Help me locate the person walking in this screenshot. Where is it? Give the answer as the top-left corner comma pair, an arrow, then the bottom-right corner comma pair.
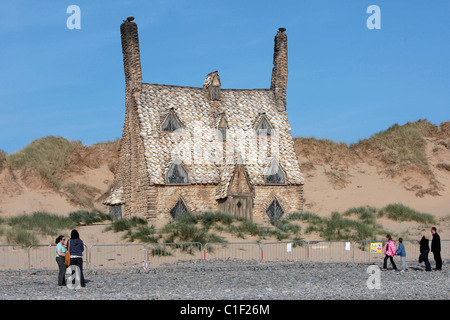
396,238 -> 407,272
431,227 -> 442,270
55,235 -> 67,286
68,229 -> 86,287
382,234 -> 398,271
419,229 -> 431,272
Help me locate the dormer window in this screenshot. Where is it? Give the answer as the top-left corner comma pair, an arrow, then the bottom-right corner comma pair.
217,114 -> 227,142
203,71 -> 221,101
211,86 -> 220,100
255,115 -> 273,136
167,162 -> 188,184
161,109 -> 182,132
264,158 -> 286,184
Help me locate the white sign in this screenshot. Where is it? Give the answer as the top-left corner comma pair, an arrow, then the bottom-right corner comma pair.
345,242 -> 351,251
287,243 -> 292,253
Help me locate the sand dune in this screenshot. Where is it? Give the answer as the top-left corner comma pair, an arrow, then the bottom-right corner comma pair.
0,121 -> 449,243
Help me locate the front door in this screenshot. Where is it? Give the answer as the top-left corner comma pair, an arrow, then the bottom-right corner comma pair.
219,163 -> 254,220
230,195 -> 253,220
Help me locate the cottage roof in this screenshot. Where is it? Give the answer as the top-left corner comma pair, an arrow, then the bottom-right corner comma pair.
133,80 -> 304,191
102,186 -> 124,205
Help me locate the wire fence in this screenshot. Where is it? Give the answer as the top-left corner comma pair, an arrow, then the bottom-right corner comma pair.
0,240 -> 448,271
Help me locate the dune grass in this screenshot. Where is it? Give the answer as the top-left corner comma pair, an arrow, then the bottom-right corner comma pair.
0,149 -> 7,171
286,210 -> 386,241
104,203 -> 438,245
0,210 -> 111,245
7,211 -> 77,236
107,211 -> 298,245
6,227 -> 39,247
285,203 -> 436,241
377,203 -> 436,224
104,216 -> 147,233
6,136 -> 80,189
69,210 -> 111,225
356,120 -> 436,175
1,204 -> 437,246
343,206 -> 378,225
160,212 -> 229,245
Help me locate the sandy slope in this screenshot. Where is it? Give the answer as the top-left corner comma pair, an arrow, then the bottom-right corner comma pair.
301,162 -> 450,217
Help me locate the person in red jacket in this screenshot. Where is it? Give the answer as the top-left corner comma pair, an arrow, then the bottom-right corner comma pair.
382,234 -> 398,271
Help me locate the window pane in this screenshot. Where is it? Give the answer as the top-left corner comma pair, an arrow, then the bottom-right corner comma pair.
162,112 -> 182,132
265,169 -> 285,184
257,118 -> 271,136
170,199 -> 188,219
211,86 -> 220,100
167,164 -> 188,184
218,127 -> 226,141
266,199 -> 284,220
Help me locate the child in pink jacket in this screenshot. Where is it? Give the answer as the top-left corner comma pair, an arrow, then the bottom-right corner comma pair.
382,234 -> 398,271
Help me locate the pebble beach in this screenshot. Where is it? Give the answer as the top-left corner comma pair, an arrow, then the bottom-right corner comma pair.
1,262 -> 448,300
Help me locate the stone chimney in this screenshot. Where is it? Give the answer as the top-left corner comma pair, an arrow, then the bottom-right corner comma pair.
120,17 -> 142,91
270,28 -> 288,112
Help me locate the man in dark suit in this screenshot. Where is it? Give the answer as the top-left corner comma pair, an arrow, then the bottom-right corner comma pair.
431,227 -> 442,270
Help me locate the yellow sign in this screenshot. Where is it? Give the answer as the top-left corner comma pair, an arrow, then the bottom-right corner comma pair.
370,242 -> 383,253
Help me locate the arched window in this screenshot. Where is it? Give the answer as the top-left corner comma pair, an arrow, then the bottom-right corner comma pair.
161,110 -> 182,132
266,198 -> 284,220
167,163 -> 188,184
170,198 -> 189,219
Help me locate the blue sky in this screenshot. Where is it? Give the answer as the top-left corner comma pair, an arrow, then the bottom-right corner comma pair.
0,0 -> 449,154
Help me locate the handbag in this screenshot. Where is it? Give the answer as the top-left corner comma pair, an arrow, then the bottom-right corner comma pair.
65,239 -> 71,266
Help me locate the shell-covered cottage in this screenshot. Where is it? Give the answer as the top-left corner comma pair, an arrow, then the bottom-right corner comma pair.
104,18 -> 304,221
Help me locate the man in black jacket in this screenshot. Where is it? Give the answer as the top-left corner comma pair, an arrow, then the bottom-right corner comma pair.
431,227 -> 442,270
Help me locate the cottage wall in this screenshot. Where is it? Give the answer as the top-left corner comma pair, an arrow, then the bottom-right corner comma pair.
253,185 -> 304,220
153,184 -> 303,221
156,185 -> 219,217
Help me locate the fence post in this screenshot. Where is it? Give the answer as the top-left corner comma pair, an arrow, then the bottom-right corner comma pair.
352,242 -> 354,264
306,242 -> 309,261
27,246 -> 31,270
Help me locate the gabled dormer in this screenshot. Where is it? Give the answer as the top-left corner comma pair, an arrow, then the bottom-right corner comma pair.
254,113 -> 274,136
263,158 -> 286,184
217,113 -> 228,141
166,161 -> 189,184
203,71 -> 221,101
161,108 -> 183,132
